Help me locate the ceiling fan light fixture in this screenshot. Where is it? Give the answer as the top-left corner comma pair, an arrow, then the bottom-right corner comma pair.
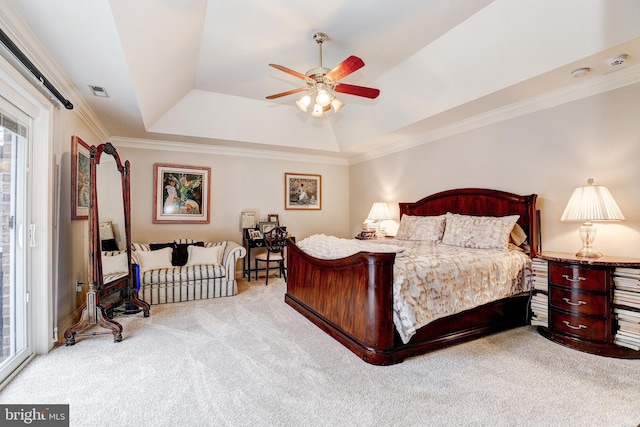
311,103 -> 325,117
331,97 -> 344,112
315,88 -> 331,107
296,94 -> 311,112
266,31 -> 380,118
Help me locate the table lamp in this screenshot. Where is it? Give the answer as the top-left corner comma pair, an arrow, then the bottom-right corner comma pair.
560,178 -> 625,258
367,202 -> 392,239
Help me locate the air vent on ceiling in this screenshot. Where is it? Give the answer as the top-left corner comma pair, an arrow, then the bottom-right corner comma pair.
89,85 -> 109,97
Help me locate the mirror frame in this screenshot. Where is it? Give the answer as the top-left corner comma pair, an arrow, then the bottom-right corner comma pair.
64,142 -> 149,345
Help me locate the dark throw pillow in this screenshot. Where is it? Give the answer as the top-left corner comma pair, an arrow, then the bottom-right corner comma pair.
173,242 -> 205,266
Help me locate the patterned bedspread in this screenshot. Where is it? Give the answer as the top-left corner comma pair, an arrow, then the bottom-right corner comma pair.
297,235 -> 533,344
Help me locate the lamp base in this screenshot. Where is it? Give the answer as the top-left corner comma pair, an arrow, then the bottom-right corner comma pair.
576,222 -> 602,258
575,248 -> 603,259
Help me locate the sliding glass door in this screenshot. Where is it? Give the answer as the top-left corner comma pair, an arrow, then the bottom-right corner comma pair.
0,97 -> 31,384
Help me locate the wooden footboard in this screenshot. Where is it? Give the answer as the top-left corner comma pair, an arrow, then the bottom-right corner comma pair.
285,239 -> 530,365
285,239 -> 398,364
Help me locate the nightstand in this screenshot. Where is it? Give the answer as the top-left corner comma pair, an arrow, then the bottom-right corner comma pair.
537,251 -> 640,358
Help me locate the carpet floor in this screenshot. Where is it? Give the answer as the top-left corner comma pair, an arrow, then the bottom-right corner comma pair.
1,278 -> 639,426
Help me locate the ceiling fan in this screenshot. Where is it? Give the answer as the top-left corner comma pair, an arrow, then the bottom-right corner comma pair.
266,32 -> 380,117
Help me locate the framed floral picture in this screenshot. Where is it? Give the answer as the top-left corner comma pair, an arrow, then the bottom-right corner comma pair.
285,173 -> 321,210
71,135 -> 90,220
153,163 -> 211,224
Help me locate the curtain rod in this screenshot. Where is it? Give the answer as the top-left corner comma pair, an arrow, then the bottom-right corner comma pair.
0,28 -> 73,110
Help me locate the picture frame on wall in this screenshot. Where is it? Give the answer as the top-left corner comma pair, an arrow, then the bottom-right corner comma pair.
153,163 -> 211,224
285,173 -> 321,210
71,135 -> 90,220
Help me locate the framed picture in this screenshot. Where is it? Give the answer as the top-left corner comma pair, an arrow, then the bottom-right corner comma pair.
259,221 -> 278,235
356,230 -> 377,240
248,229 -> 262,240
153,163 -> 211,224
268,214 -> 279,225
71,135 -> 90,220
241,211 -> 256,229
285,173 -> 321,210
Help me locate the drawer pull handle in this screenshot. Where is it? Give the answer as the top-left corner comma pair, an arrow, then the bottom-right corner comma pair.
562,274 -> 586,283
562,298 -> 586,307
563,321 -> 587,330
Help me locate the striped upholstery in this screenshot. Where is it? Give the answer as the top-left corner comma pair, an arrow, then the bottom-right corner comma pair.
133,240 -> 246,304
102,250 -> 128,284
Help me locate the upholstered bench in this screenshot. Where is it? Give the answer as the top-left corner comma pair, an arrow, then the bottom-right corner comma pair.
132,239 -> 246,304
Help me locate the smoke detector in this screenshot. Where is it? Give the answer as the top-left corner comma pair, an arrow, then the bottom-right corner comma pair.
606,54 -> 628,68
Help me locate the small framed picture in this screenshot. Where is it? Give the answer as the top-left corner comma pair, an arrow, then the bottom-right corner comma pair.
268,214 -> 279,225
249,229 -> 262,240
241,211 -> 256,229
71,135 -> 90,220
356,230 -> 377,240
259,221 -> 278,235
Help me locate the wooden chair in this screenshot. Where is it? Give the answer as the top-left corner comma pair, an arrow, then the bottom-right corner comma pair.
254,227 -> 288,285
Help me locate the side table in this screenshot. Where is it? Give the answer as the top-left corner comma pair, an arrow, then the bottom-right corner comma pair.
536,251 -> 640,358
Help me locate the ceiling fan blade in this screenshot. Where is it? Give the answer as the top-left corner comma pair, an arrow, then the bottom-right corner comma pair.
265,87 -> 308,100
268,64 -> 314,84
325,56 -> 365,82
334,83 -> 380,99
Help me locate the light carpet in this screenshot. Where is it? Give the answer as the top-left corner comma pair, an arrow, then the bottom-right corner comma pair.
1,278 -> 639,427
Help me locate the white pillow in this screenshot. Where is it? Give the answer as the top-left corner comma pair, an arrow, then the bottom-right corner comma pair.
395,214 -> 446,241
102,251 -> 129,275
137,247 -> 174,272
442,213 -> 520,250
186,245 -> 224,267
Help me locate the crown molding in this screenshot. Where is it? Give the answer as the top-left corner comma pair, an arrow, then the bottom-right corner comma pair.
110,136 -> 349,166
348,63 -> 640,165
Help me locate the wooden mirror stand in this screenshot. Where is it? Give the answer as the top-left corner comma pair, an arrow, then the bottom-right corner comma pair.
64,142 -> 149,345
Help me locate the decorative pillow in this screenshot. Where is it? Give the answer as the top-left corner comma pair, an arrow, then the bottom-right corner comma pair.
442,213 -> 520,250
395,214 -> 446,241
132,242 -> 151,252
173,242 -> 205,266
185,245 -> 224,267
149,242 -> 173,250
102,251 -> 129,276
510,223 -> 528,247
137,247 -> 173,272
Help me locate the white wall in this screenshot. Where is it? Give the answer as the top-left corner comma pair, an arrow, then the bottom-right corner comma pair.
116,145 -> 351,245
349,82 -> 640,258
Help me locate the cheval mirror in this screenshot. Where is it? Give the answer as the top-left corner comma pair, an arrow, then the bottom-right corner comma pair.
65,142 -> 149,345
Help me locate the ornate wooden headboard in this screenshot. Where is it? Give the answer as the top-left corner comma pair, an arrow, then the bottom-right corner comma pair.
399,188 -> 539,258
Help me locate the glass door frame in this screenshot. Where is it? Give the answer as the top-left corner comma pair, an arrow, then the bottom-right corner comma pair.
0,52 -> 55,386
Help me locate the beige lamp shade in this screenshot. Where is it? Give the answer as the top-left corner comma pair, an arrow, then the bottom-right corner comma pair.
560,179 -> 624,258
367,202 -> 392,221
560,179 -> 625,222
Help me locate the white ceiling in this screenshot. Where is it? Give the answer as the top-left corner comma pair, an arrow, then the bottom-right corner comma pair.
6,0 -> 640,160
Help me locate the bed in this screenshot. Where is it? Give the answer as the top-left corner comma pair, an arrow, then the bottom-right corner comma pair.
284,188 -> 540,365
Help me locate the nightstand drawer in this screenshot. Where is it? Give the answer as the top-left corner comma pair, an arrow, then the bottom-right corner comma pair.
549,263 -> 607,292
550,287 -> 607,316
549,309 -> 607,341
